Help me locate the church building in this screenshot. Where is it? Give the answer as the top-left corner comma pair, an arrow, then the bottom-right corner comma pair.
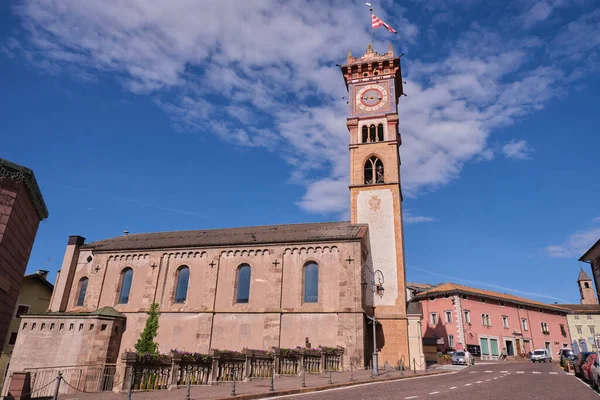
4,45 -> 421,382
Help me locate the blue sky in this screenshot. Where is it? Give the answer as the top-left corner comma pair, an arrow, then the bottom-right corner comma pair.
1,0 -> 599,304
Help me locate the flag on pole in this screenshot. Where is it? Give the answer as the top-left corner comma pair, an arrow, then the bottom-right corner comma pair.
371,14 -> 397,34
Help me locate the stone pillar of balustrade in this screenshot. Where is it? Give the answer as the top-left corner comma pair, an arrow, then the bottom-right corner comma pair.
169,351 -> 182,389
117,352 -> 138,393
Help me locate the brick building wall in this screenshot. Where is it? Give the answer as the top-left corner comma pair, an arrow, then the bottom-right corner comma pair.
0,159 -> 48,355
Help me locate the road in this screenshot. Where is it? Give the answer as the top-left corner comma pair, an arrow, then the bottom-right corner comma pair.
266,361 -> 600,400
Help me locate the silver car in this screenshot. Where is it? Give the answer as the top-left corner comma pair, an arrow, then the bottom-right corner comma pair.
451,351 -> 475,365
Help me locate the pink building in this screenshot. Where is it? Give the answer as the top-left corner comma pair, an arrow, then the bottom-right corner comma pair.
411,283 -> 571,361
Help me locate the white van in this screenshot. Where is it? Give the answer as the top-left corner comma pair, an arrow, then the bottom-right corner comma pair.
531,348 -> 552,363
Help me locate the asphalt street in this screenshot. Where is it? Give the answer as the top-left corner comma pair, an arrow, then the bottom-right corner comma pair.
265,361 -> 600,400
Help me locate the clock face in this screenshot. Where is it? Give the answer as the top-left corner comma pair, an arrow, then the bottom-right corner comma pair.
355,84 -> 388,112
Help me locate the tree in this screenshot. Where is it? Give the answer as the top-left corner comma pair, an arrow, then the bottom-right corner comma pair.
135,302 -> 161,354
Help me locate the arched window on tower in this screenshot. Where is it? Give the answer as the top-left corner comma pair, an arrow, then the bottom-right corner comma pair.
362,126 -> 368,143
377,124 -> 384,141
585,282 -> 590,289
364,156 -> 384,184
236,264 -> 251,303
175,266 -> 190,303
369,125 -> 376,142
304,262 -> 319,303
76,277 -> 88,307
118,268 -> 133,304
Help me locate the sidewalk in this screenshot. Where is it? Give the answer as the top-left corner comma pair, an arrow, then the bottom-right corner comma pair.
60,367 -> 451,400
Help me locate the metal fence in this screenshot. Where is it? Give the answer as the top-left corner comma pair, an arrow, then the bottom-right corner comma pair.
24,364 -> 117,397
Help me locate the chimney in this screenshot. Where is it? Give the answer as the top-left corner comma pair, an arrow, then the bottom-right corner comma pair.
36,270 -> 49,280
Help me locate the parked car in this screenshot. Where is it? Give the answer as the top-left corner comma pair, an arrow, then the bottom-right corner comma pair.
583,353 -> 597,382
451,351 -> 475,366
531,348 -> 552,363
558,348 -> 574,365
574,352 -> 594,378
590,352 -> 600,390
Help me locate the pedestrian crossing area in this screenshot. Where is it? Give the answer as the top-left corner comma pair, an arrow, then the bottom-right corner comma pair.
467,370 -> 563,375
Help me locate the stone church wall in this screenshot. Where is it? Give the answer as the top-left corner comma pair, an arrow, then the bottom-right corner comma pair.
43,238 -> 368,368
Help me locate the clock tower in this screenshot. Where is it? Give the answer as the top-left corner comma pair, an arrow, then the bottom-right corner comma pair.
341,44 -> 410,367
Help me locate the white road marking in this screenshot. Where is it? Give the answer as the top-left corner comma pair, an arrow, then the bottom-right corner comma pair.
476,381 -> 482,383
259,370 -> 459,399
549,372 -> 558,375
405,397 -> 419,399
533,371 -> 541,374
484,370 -> 492,373
493,377 -> 498,380
450,387 -> 457,389
465,383 -> 472,386
429,391 -> 440,395
501,371 -> 508,373
516,371 -> 524,374
469,371 -> 477,374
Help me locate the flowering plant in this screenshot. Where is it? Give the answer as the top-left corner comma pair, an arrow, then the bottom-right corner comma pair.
243,348 -> 274,357
171,350 -> 212,364
138,352 -> 171,364
212,349 -> 245,359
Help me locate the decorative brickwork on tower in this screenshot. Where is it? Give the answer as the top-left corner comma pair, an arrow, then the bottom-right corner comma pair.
0,159 -> 48,355
341,44 -> 410,367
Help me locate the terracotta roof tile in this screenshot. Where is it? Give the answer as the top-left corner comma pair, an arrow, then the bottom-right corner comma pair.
412,282 -> 569,313
559,304 -> 600,314
80,221 -> 367,252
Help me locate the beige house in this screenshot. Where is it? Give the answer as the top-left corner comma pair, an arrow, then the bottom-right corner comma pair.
0,271 -> 53,387
561,269 -> 600,352
3,44 -> 425,394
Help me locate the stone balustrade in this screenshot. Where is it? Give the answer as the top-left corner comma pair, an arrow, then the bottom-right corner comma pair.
118,346 -> 345,392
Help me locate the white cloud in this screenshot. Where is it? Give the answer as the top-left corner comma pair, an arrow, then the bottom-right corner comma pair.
545,227 -> 600,258
404,211 -> 436,224
592,216 -> 600,223
502,139 -> 533,160
5,1 -> 599,215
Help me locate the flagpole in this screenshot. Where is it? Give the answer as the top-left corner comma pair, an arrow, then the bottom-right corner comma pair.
369,5 -> 373,47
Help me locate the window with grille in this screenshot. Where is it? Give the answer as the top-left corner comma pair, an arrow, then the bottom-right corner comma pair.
15,305 -> 30,318
445,311 -> 452,323
8,332 -> 17,345
430,313 -> 438,325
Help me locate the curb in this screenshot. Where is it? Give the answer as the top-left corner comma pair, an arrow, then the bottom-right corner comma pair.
209,370 -> 452,400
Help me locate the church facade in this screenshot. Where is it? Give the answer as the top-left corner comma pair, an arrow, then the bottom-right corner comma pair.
4,45 -> 418,383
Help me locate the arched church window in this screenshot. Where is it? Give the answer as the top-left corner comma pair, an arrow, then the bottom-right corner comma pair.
585,282 -> 590,289
364,156 -> 384,184
236,264 -> 251,303
304,262 -> 319,303
369,125 -> 376,142
175,266 -> 190,303
76,277 -> 88,307
377,124 -> 384,141
118,268 -> 133,304
362,126 -> 368,143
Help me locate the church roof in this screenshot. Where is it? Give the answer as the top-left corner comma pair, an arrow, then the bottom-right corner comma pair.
578,268 -> 592,282
80,221 -> 368,252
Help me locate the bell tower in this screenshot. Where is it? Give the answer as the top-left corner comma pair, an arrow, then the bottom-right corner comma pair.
578,268 -> 598,305
341,44 -> 409,366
